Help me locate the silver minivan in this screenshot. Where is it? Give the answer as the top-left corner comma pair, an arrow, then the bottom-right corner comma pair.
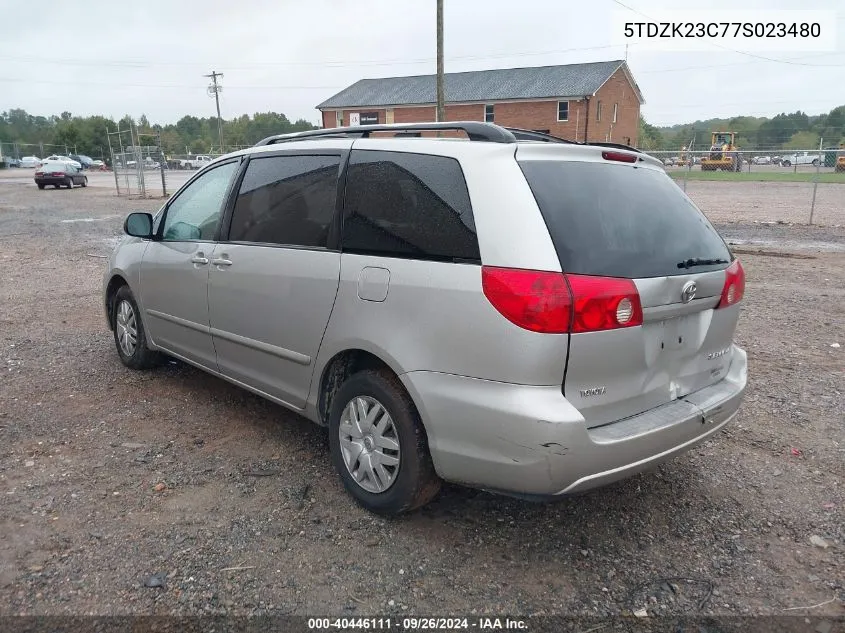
104,122 -> 747,514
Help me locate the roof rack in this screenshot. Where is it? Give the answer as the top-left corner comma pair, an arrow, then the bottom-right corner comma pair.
255,121 -> 517,146
503,127 -> 576,144
253,121 -> 643,154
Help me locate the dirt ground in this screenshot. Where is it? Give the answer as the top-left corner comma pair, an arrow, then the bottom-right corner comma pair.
0,180 -> 842,619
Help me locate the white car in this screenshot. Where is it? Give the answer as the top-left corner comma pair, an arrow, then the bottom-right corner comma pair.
45,155 -> 82,169
752,156 -> 771,165
780,152 -> 821,167
20,156 -> 42,168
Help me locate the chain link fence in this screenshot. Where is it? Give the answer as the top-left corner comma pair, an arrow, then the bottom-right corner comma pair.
643,147 -> 845,226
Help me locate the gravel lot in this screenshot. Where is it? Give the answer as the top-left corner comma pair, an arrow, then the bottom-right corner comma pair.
0,178 -> 843,619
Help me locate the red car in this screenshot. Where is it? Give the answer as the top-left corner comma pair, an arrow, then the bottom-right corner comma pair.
34,161 -> 88,190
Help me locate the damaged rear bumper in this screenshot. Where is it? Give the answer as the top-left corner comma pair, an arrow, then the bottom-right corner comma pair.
400,346 -> 747,497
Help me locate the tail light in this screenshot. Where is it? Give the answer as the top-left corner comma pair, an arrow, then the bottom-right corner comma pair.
481,267 -> 643,334
51,172 -> 65,177
35,171 -> 43,176
717,259 -> 745,308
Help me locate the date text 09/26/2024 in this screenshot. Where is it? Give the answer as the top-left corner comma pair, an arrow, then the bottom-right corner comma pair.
307,618 -> 528,631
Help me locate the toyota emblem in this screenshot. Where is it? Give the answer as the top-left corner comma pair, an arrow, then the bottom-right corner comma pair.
681,281 -> 697,303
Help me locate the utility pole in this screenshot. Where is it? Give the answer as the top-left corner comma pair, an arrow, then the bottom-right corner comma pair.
205,71 -> 225,153
436,0 -> 445,123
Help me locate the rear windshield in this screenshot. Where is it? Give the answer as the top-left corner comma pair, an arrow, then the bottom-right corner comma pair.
519,160 -> 732,278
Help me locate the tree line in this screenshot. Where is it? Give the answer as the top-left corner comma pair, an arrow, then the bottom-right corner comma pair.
0,109 -> 317,159
639,105 -> 845,152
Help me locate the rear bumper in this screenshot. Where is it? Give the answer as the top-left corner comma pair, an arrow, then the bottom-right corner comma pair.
401,345 -> 747,497
35,177 -> 70,185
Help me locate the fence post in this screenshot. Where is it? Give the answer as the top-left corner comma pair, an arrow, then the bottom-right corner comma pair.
683,158 -> 690,192
809,138 -> 822,225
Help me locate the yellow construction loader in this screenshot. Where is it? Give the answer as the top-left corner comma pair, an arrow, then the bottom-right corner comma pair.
836,143 -> 845,173
701,132 -> 742,172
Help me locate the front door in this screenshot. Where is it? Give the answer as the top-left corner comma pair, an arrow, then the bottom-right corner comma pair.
208,153 -> 343,408
140,160 -> 240,370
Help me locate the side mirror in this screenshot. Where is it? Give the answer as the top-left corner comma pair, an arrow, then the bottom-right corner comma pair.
124,212 -> 154,238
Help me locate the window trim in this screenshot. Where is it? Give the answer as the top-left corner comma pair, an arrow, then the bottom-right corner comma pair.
218,150 -> 347,252
484,104 -> 495,123
156,157 -> 244,243
612,102 -> 618,123
557,100 -> 569,122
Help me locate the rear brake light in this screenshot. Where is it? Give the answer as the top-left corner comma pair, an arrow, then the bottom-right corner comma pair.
601,150 -> 637,163
51,172 -> 65,177
35,171 -> 43,176
717,259 -> 745,308
481,267 -> 643,334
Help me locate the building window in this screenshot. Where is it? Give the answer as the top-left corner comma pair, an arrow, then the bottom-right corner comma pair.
557,101 -> 569,122
484,104 -> 494,123
613,103 -> 618,123
596,101 -> 602,122
335,111 -> 343,127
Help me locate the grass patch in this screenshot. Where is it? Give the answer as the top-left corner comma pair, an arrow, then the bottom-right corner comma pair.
668,170 -> 845,184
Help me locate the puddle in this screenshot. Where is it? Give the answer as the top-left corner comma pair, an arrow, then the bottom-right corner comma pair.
727,238 -> 845,252
60,215 -> 120,224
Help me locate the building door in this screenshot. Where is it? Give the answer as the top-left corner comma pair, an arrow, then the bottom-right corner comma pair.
385,109 -> 394,124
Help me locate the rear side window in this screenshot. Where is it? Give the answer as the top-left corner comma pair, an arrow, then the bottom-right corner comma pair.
342,150 -> 480,262
229,154 -> 340,248
519,161 -> 732,278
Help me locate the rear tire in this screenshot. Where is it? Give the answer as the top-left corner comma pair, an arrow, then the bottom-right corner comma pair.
81,177 -> 88,187
66,178 -> 73,189
328,370 -> 441,514
37,184 -> 45,190
783,160 -> 791,167
812,159 -> 820,167
111,286 -> 162,370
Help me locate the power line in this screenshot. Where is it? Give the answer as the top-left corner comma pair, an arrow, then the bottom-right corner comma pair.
610,0 -> 845,67
0,77 -> 339,89
0,45 -> 624,70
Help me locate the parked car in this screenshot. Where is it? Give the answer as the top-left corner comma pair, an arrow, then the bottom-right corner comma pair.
34,160 -> 88,189
181,155 -> 213,170
752,156 -> 771,165
20,156 -> 42,168
44,155 -> 82,169
770,156 -> 783,166
3,157 -> 21,168
91,159 -> 106,169
780,151 -> 822,167
103,122 -> 747,514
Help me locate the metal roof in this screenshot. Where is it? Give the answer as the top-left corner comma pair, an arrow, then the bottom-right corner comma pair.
317,60 -> 639,110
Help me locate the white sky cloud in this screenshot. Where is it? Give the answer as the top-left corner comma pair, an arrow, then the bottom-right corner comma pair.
1,0 -> 843,127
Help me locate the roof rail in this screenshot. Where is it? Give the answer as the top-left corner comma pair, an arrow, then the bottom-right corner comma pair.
254,121 -> 517,146
503,127 -> 576,144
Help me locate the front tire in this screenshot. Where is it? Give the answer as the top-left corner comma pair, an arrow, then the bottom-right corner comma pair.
111,286 -> 161,370
328,370 -> 441,514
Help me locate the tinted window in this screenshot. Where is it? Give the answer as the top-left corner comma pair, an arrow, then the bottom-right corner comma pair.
162,161 -> 238,241
519,161 -> 732,278
342,150 -> 479,262
229,155 -> 340,248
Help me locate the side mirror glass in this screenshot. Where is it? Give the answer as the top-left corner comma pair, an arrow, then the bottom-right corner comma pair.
124,212 -> 154,238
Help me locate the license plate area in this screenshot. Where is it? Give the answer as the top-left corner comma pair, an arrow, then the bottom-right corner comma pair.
660,314 -> 694,351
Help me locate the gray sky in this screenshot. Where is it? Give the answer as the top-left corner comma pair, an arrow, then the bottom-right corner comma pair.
2,0 -> 843,127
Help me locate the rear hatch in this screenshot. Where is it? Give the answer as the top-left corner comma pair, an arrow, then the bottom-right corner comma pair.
517,146 -> 743,427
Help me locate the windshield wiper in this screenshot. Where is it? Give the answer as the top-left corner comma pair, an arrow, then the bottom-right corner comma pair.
676,257 -> 729,269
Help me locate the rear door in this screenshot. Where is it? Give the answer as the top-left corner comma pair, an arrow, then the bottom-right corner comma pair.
518,149 -> 741,427
208,151 -> 344,409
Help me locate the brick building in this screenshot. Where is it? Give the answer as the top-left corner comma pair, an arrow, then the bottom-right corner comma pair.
316,60 -> 644,146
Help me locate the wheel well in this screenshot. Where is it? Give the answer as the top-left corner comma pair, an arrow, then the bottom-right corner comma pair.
105,275 -> 128,330
318,350 -> 394,425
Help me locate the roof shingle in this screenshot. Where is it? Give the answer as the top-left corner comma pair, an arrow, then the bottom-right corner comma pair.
317,60 -> 631,109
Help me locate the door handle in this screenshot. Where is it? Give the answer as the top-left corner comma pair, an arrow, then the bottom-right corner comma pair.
211,258 -> 233,267
191,255 -> 209,265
